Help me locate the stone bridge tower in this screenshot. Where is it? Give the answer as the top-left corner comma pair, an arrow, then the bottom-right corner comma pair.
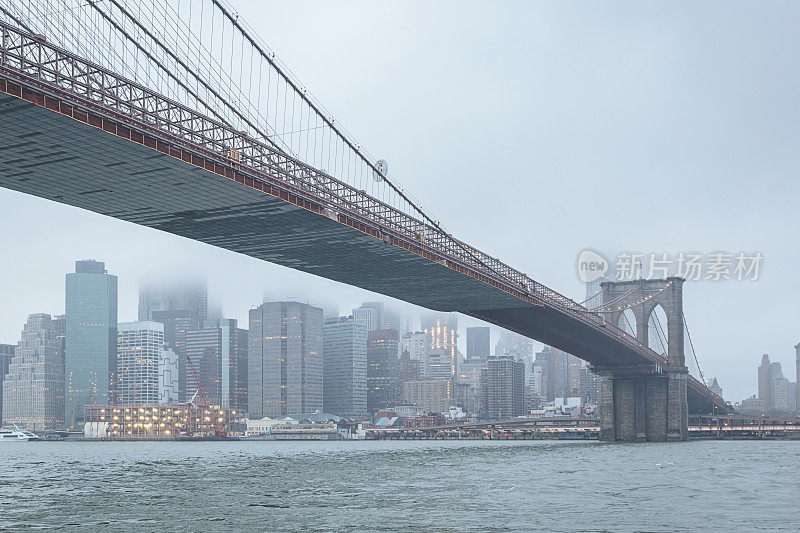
596,277 -> 688,442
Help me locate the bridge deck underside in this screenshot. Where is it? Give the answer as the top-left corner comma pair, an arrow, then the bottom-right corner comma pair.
0,93 -> 707,383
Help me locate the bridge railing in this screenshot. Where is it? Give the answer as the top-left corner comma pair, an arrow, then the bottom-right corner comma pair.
0,20 -> 667,369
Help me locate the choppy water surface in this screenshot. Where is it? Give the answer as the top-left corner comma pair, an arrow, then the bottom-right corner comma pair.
0,439 -> 797,531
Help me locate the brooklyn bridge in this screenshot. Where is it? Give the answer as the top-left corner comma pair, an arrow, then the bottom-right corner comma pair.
0,0 -> 729,441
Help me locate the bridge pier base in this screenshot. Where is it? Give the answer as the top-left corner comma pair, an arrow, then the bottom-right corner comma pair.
598,368 -> 688,442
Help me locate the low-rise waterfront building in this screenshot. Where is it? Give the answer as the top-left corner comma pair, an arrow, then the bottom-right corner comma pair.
84,404 -> 239,438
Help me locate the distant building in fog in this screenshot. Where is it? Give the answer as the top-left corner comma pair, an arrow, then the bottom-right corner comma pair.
248,301 -> 323,418
758,354 -> 790,411
138,278 -> 208,322
495,331 -> 534,362
709,377 -> 723,398
535,346 -> 582,402
466,327 -> 490,362
796,343 -> 800,413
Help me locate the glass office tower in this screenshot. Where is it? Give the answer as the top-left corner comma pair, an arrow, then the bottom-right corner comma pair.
65,260 -> 118,429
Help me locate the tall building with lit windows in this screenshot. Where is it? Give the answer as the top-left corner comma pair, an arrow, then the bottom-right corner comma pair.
248,301 -> 323,418
2,314 -> 64,430
65,260 -> 118,429
421,313 -> 458,379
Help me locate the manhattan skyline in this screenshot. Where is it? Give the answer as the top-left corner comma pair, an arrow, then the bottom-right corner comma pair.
2,0 -> 799,402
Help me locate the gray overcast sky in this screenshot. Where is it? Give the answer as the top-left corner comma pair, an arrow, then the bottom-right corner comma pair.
1,1 -> 798,401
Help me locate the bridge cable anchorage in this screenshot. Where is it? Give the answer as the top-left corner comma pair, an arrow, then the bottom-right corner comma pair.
683,314 -> 707,386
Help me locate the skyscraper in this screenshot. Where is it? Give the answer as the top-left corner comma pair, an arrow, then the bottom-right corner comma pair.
248,301 -> 323,418
65,260 -> 117,428
367,329 -> 400,414
353,303 -> 381,332
482,356 -> 525,420
0,344 -> 15,426
466,327 -> 490,362
323,316 -> 367,418
421,313 -> 458,379
2,314 -> 64,430
185,319 -> 248,409
116,321 -> 177,405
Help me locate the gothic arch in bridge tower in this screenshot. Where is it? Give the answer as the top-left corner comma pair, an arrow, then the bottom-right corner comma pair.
600,276 -> 686,369
646,304 -> 669,357
617,309 -> 637,337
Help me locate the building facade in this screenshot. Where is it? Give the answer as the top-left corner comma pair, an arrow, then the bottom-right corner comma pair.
323,317 -> 368,418
116,321 -> 178,405
758,354 -> 790,411
367,329 -> 400,414
65,260 -> 117,428
482,356 -> 525,420
401,331 -> 426,363
402,379 -> 454,414
421,313 -> 458,379
185,319 -> 248,409
248,302 -> 323,418
0,344 -> 13,426
2,314 -> 64,430
151,309 -> 200,403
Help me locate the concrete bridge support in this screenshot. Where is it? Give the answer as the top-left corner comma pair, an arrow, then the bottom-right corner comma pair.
599,371 -> 688,442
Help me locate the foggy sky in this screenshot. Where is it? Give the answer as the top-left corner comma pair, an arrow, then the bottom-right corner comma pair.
1,0 -> 799,401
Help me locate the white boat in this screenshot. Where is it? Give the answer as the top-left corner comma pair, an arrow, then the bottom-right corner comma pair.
0,425 -> 41,441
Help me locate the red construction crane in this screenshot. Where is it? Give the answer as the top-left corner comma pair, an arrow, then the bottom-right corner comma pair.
184,354 -> 227,437
185,354 -> 209,408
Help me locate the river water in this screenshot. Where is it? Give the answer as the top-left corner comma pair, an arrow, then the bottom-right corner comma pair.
0,439 -> 797,531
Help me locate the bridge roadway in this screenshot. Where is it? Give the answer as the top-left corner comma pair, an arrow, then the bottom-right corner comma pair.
0,22 -> 725,413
